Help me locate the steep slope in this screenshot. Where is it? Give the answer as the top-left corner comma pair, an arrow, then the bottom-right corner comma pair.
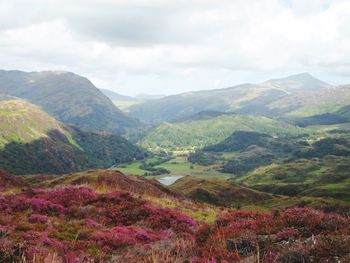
0,99 -> 67,147
0,70 -> 140,134
0,99 -> 145,174
129,73 -> 330,123
138,113 -> 307,151
170,176 -> 274,206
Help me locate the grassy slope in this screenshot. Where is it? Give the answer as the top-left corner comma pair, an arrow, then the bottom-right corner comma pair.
170,175 -> 275,207
0,99 -> 145,174
139,114 -> 308,152
241,156 -> 350,201
0,99 -> 68,148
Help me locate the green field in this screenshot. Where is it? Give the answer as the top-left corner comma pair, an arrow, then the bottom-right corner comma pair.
114,155 -> 231,179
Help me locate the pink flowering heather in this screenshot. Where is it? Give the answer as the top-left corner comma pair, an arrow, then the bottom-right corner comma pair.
29,214 -> 49,224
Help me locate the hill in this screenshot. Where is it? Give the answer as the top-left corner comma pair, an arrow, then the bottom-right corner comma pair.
188,131 -> 306,176
0,70 -> 140,134
190,129 -> 350,177
0,99 -> 146,174
47,169 -> 179,198
138,113 -> 307,151
170,176 -> 274,206
129,73 -> 330,123
293,104 -> 350,127
242,156 -> 350,201
204,130 -> 302,153
0,169 -> 28,191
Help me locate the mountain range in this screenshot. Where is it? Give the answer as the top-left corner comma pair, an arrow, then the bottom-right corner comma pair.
128,73 -> 344,123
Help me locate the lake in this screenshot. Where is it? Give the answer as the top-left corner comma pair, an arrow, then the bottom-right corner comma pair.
157,175 -> 184,186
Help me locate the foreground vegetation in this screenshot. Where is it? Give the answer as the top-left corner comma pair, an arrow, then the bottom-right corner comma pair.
1,169 -> 350,262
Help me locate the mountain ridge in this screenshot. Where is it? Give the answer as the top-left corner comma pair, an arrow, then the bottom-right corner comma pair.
128,73 -> 333,123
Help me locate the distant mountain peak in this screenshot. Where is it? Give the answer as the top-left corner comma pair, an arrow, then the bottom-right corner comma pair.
264,72 -> 331,91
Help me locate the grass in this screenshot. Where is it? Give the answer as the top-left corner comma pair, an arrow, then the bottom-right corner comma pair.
115,155 -> 232,179
144,195 -> 220,223
240,156 -> 350,201
116,161 -> 148,175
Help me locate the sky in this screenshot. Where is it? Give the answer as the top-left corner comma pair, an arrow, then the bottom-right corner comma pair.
0,0 -> 350,96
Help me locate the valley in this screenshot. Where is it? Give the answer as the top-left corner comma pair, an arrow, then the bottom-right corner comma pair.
1,70 -> 350,262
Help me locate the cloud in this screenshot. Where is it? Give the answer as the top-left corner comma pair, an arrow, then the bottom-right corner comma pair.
0,0 -> 350,95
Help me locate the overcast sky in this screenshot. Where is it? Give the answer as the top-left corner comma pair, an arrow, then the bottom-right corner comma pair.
1,0 -> 350,95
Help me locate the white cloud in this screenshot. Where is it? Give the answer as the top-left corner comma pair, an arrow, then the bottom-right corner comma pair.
0,0 -> 350,95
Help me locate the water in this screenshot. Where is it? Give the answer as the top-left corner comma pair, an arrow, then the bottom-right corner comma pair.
157,175 -> 184,186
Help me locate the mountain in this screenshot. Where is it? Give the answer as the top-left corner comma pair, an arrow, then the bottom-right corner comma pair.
0,70 -> 140,134
138,112 -> 307,151
0,99 -> 146,174
128,73 -> 331,123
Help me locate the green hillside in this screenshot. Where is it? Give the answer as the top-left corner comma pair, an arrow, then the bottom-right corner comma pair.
242,156 -> 350,201
170,176 -> 274,207
0,99 -> 146,174
138,113 -> 308,152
